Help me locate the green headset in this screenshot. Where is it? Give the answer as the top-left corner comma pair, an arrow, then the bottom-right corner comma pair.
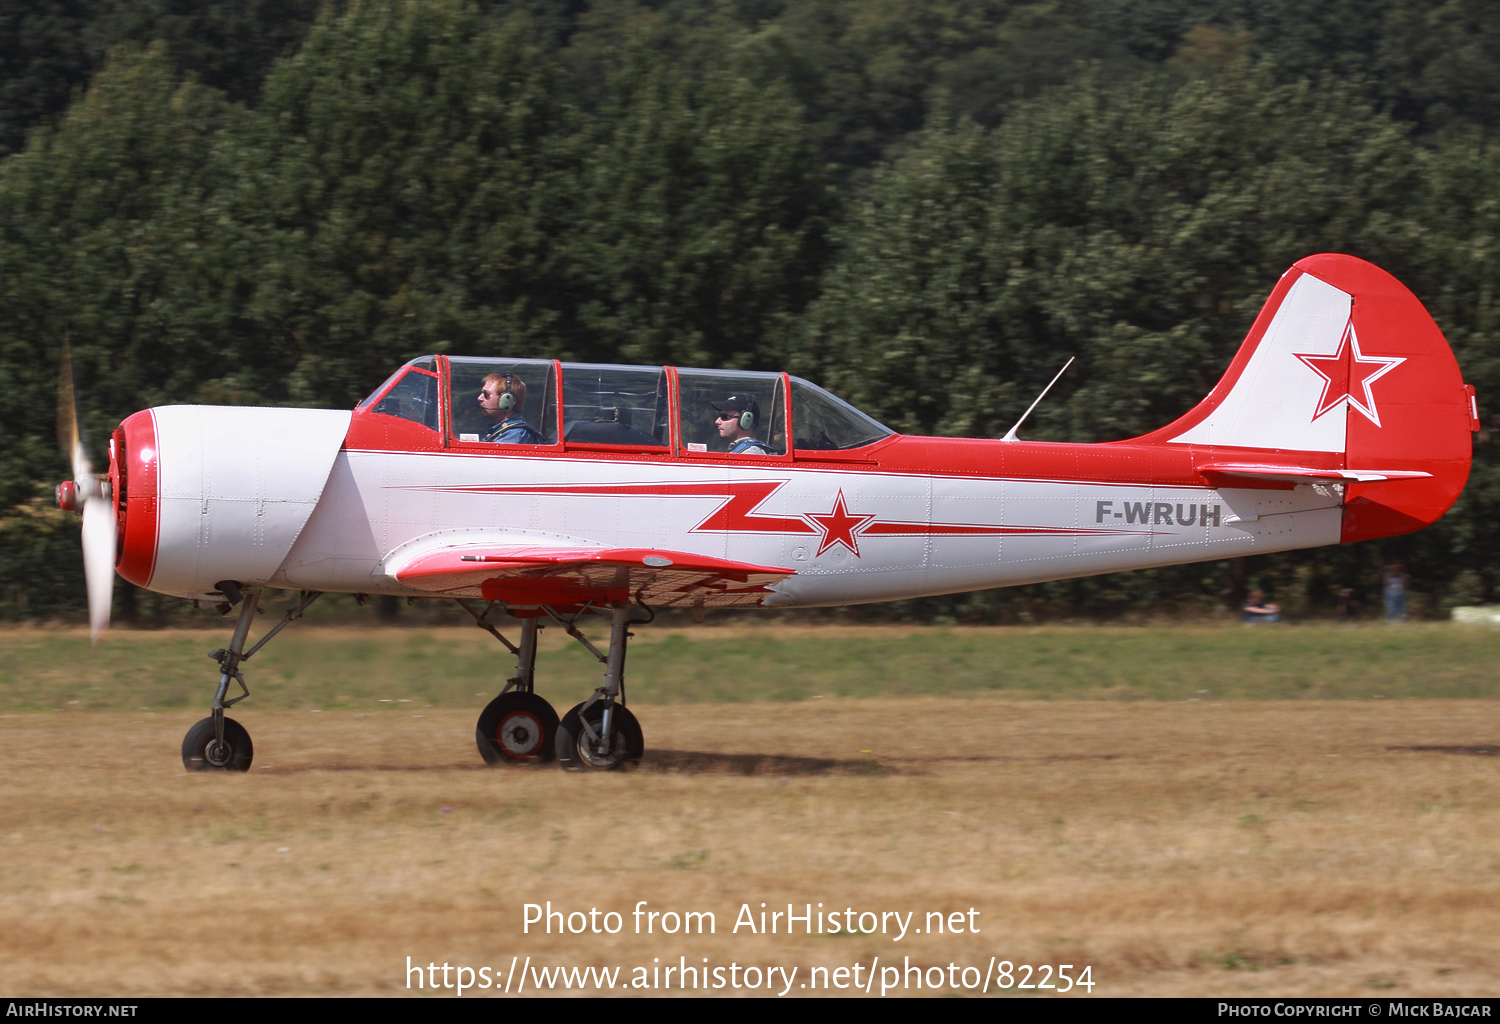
495,374 -> 516,412
715,395 -> 757,431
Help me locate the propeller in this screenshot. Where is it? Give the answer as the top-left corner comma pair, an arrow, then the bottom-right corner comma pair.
56,341 -> 116,642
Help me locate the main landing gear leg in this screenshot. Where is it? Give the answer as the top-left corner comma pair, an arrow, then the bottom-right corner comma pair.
465,602 -> 559,764
555,603 -> 644,771
181,587 -> 323,772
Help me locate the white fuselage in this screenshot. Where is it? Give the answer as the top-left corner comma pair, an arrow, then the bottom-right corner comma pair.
268,447 -> 1342,608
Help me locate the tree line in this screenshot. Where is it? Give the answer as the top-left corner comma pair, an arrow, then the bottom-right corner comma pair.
3,0 -> 1499,623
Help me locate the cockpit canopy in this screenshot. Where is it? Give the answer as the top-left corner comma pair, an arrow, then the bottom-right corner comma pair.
356,356 -> 893,454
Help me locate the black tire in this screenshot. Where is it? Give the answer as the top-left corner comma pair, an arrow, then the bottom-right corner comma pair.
476,692 -> 558,764
182,716 -> 253,772
555,701 -> 643,771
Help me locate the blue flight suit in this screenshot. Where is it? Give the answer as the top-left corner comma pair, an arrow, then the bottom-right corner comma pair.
484,418 -> 545,444
729,437 -> 771,455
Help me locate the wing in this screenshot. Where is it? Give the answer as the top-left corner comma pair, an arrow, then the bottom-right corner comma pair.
393,545 -> 794,608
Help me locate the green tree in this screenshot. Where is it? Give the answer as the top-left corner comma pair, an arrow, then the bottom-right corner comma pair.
0,0 -> 93,159
0,0 -> 321,159
241,0 -> 584,408
0,44 -> 242,617
569,51 -> 832,368
1376,0 -> 1500,137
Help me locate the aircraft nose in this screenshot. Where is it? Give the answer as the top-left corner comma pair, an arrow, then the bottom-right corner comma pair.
114,410 -> 160,588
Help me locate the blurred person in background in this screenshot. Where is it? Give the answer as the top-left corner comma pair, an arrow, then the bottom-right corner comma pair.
1242,590 -> 1281,624
1382,562 -> 1410,622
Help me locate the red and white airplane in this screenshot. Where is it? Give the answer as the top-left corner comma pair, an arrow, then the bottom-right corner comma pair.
56,254 -> 1477,772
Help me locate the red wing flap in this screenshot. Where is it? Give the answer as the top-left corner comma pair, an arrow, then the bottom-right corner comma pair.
395,546 -> 794,607
1200,463 -> 1433,486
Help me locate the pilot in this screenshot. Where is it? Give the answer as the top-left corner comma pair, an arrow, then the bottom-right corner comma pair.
478,373 -> 545,444
711,394 -> 772,455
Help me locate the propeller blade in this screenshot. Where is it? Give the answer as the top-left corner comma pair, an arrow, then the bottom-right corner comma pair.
57,340 -> 94,484
81,492 -> 116,643
72,441 -> 95,493
57,339 -> 80,462
63,339 -> 113,642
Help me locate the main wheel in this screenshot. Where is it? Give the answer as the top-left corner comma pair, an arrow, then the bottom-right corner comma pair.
182,716 -> 253,772
555,701 -> 643,771
476,692 -> 558,764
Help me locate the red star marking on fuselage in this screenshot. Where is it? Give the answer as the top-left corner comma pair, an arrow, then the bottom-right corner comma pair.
804,490 -> 876,557
1293,320 -> 1405,427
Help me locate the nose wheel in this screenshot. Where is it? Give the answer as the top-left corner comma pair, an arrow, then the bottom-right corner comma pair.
476,692 -> 558,763
182,716 -> 254,771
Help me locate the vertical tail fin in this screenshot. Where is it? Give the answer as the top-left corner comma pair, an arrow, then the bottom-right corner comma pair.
1144,254 -> 1475,541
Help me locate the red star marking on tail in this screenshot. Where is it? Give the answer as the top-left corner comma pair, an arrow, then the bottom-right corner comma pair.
1294,321 -> 1405,427
805,490 -> 876,557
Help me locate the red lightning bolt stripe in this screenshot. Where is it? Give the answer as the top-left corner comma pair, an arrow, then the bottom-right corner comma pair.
427,480 -> 815,534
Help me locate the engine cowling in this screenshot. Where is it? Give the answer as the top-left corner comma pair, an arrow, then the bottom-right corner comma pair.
112,406 -> 352,600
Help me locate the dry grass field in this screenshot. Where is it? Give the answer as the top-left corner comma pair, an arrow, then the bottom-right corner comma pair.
2,620 -> 1500,995
2,624 -> 1500,997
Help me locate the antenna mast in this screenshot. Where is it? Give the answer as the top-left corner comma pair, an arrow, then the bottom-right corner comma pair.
1001,357 -> 1074,443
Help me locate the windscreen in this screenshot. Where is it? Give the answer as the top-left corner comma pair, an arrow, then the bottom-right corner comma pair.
790,377 -> 894,451
357,356 -> 437,410
360,357 -> 440,432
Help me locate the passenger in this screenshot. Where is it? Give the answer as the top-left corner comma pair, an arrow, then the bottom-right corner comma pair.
478,373 -> 545,444
711,394 -> 771,454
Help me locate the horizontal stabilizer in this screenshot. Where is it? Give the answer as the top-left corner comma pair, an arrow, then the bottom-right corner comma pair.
1200,463 -> 1433,485
394,545 -> 793,608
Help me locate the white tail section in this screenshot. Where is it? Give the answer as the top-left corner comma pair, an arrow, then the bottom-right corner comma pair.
1169,272 -> 1351,452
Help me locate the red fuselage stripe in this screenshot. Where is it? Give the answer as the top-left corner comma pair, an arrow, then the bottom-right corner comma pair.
421,480 -> 1159,538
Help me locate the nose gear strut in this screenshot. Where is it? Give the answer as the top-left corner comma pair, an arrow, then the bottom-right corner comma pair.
181,588 -> 323,772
